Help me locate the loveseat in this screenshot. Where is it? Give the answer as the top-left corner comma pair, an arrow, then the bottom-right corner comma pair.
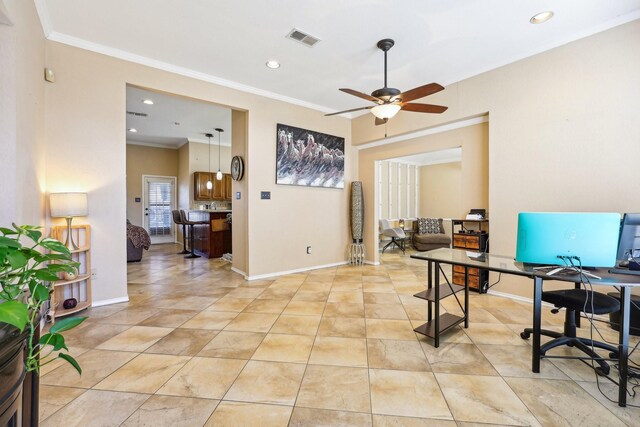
412,218 -> 451,251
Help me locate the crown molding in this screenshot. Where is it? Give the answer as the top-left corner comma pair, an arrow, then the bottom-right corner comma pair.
34,0 -> 51,35
44,31 -> 337,116
126,140 -> 179,150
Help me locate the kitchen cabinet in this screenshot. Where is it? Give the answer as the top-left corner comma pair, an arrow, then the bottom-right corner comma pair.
193,172 -> 232,201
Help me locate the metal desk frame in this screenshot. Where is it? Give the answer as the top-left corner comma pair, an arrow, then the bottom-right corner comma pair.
411,248 -> 640,407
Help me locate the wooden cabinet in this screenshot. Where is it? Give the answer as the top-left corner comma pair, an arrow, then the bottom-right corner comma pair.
194,172 -> 232,201
451,219 -> 489,293
194,172 -> 213,200
189,211 -> 232,258
49,225 -> 91,322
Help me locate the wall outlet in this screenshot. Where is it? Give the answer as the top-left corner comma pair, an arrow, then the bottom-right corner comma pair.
91,268 -> 97,280
306,246 -> 312,254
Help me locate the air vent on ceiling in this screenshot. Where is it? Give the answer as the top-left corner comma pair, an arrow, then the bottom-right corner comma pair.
126,111 -> 148,117
286,28 -> 320,47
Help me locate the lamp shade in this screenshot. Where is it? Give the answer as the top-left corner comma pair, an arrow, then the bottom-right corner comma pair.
371,104 -> 401,119
50,192 -> 88,218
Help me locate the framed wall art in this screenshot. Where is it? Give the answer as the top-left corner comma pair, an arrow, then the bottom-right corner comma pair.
276,123 -> 345,189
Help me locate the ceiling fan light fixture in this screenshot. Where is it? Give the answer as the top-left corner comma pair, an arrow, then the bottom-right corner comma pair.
371,104 -> 401,119
530,11 -> 554,24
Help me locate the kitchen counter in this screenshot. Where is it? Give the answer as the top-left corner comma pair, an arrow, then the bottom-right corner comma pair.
190,209 -> 232,213
187,211 -> 232,259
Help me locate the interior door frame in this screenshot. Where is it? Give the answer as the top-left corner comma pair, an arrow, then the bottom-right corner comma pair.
142,174 -> 177,244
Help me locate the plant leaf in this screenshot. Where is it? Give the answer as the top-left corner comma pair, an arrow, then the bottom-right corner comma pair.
33,283 -> 51,302
50,316 -> 86,333
40,238 -> 71,255
0,236 -> 21,248
39,332 -> 68,351
58,353 -> 82,375
35,269 -> 60,282
0,300 -> 28,331
24,229 -> 42,243
0,227 -> 18,235
6,251 -> 28,269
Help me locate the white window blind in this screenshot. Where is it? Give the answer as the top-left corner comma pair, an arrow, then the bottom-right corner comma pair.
147,181 -> 173,236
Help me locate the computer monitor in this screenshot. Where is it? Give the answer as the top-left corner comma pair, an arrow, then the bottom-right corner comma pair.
616,213 -> 640,262
515,212 -> 621,268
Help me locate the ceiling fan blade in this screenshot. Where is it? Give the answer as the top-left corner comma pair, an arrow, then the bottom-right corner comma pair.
375,117 -> 388,126
325,106 -> 373,116
340,88 -> 382,104
401,103 -> 448,114
398,83 -> 444,103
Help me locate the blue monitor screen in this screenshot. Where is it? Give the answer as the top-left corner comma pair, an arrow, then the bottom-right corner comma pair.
515,212 -> 621,268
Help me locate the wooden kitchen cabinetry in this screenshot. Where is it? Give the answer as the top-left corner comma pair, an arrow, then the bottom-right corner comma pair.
194,172 -> 232,201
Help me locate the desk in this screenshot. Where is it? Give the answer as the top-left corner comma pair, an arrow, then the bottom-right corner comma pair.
411,248 -> 640,407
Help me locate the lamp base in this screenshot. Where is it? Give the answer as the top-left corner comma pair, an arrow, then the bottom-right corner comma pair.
64,217 -> 79,250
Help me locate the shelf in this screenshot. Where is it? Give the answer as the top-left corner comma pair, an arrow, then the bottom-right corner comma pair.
414,284 -> 464,302
414,313 -> 465,339
53,274 -> 90,287
53,300 -> 91,318
69,246 -> 90,254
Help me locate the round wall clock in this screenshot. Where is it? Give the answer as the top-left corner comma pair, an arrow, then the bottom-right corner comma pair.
231,155 -> 244,181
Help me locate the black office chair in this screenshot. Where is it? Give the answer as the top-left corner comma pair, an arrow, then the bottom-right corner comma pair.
172,210 -> 189,255
521,288 -> 620,375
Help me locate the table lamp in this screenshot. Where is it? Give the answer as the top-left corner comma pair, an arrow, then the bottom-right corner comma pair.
49,192 -> 88,250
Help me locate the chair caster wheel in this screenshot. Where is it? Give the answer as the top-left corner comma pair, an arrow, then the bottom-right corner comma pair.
520,332 -> 530,340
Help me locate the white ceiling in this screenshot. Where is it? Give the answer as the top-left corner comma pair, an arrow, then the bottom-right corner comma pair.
126,86 -> 232,148
387,147 -> 462,166
39,1 -> 640,116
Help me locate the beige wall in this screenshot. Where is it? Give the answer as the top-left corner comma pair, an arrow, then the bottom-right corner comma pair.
359,123 -> 488,263
354,21 -> 640,298
420,162 -> 462,219
44,40 -> 351,304
125,144 -> 179,227
231,110 -> 248,274
0,0 -> 46,227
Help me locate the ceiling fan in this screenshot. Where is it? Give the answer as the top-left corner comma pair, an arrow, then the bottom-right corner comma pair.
326,39 -> 448,125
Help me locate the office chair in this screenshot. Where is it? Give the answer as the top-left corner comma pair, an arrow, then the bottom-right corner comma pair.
380,219 -> 407,254
521,288 -> 620,375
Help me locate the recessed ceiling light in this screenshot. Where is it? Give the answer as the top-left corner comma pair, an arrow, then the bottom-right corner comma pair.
266,60 -> 280,69
142,99 -> 154,105
530,11 -> 554,24
128,128 -> 137,133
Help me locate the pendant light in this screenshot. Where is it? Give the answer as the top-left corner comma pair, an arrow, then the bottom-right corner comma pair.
205,133 -> 213,189
215,128 -> 224,181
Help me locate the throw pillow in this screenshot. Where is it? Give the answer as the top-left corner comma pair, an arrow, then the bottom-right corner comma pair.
418,217 -> 440,234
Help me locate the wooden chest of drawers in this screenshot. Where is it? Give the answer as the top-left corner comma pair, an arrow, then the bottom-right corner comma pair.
452,232 -> 489,292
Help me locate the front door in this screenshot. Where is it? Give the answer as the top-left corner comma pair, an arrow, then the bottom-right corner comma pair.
143,175 -> 176,244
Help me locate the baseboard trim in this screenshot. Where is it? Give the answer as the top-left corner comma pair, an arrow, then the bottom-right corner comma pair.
92,296 -> 129,307
364,260 -> 380,266
246,261 -> 349,281
231,267 -> 247,277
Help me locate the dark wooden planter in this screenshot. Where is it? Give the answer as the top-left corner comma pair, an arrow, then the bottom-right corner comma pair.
0,323 -> 39,427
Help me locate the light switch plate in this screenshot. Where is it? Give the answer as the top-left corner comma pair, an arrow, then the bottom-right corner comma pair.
261,191 -> 271,200
236,192 -> 241,200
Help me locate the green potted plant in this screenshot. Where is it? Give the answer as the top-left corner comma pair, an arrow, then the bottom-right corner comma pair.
0,224 -> 87,424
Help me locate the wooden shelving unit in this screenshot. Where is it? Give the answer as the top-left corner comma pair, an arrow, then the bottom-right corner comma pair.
49,225 -> 91,322
451,219 -> 489,293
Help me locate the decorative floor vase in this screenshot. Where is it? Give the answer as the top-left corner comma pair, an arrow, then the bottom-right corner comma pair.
349,181 -> 365,265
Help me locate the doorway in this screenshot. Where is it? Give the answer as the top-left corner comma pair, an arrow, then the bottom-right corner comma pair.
142,175 -> 176,244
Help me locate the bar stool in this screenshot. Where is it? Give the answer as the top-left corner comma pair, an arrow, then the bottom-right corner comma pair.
172,210 -> 189,254
180,210 -> 207,259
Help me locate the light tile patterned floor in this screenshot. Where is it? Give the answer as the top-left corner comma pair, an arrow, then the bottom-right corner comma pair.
40,244 -> 640,426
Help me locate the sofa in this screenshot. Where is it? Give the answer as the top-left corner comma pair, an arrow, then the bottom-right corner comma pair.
412,218 -> 451,251
126,220 -> 151,262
